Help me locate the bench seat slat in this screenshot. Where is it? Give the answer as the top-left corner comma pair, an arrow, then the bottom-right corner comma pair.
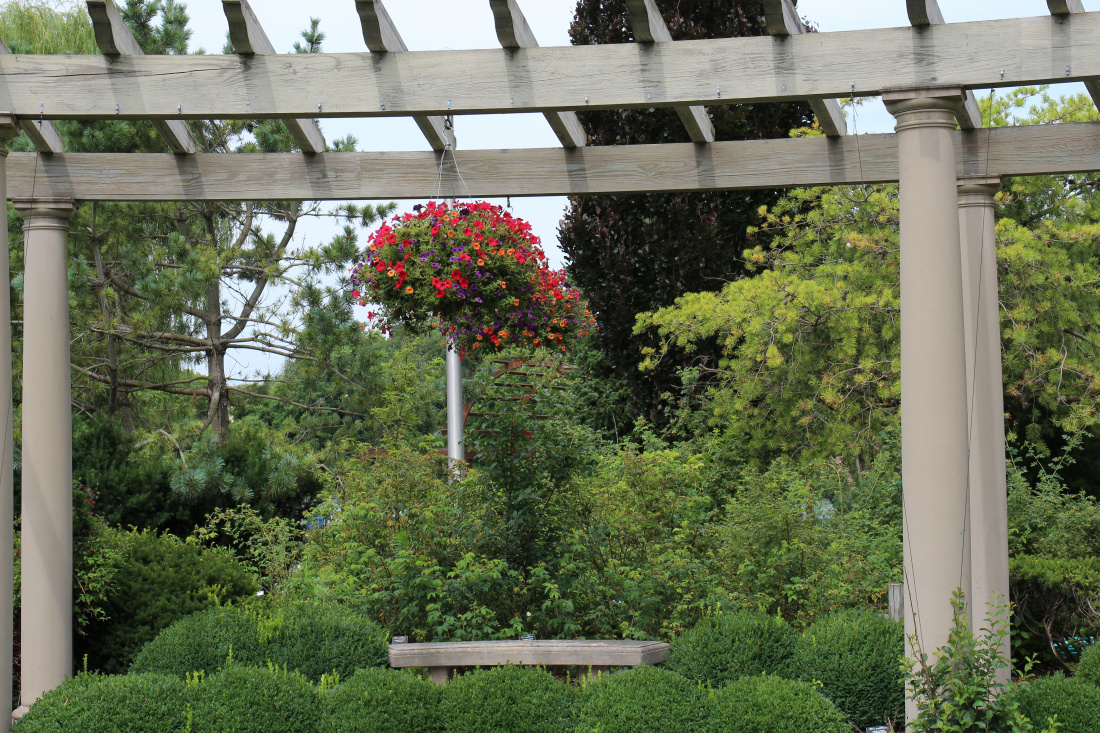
388,640 -> 670,669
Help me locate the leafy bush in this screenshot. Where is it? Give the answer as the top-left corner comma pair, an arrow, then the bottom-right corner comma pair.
441,665 -> 573,733
665,611 -> 796,685
324,668 -> 442,733
791,608 -> 905,728
16,673 -> 187,733
574,665 -> 708,733
1076,641 -> 1100,685
709,675 -> 849,733
130,603 -> 388,681
1013,674 -> 1100,733
1010,554 -> 1100,670
190,665 -> 319,733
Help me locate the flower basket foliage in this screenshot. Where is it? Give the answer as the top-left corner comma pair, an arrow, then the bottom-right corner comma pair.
351,201 -> 593,353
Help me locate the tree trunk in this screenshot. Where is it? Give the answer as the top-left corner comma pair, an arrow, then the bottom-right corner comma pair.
205,279 -> 230,443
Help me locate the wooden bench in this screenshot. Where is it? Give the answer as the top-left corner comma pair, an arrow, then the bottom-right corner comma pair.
388,639 -> 670,684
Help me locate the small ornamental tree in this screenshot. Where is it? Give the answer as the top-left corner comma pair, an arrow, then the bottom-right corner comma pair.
350,201 -> 594,353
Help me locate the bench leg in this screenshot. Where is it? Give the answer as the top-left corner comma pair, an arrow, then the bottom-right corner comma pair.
428,666 -> 453,685
579,665 -> 612,683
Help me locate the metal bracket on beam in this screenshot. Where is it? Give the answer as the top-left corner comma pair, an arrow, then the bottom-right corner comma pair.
625,0 -> 714,143
906,0 -> 982,130
489,0 -> 587,148
762,0 -> 847,137
221,0 -> 326,153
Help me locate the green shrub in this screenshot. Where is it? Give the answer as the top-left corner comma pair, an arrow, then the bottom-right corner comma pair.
574,665 -> 708,733
191,665 -> 319,733
324,668 -> 443,733
1013,674 -> 1100,733
665,611 -> 796,686
130,602 -> 388,682
1077,642 -> 1100,685
16,673 -> 187,733
791,608 -> 905,728
709,675 -> 850,733
441,665 -> 573,733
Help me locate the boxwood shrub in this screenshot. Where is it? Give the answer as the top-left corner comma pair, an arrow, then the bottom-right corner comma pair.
16,673 -> 187,733
791,608 -> 905,728
441,665 -> 573,733
130,602 -> 387,681
665,611 -> 796,686
190,664 -> 319,733
1013,674 -> 1100,733
324,668 -> 443,733
574,665 -> 708,733
1076,642 -> 1100,686
709,675 -> 850,733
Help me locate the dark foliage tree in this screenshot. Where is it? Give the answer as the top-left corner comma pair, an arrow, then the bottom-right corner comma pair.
560,0 -> 814,426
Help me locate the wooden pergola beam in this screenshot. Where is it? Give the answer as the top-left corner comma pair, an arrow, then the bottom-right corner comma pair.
355,0 -> 451,151
625,0 -> 714,143
490,0 -> 586,148
0,42 -> 62,153
85,0 -> 196,154
762,0 -> 846,137
905,0 -> 982,129
222,0 -> 325,153
1046,0 -> 1100,110
5,13 -> 1100,121
7,121 -> 1099,201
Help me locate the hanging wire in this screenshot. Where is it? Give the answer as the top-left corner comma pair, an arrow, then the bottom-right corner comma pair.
434,115 -> 471,202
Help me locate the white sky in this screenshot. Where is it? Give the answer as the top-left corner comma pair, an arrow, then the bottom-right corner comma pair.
164,0 -> 1092,376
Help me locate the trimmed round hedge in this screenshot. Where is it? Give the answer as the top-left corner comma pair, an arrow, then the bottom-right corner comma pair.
130,602 -> 388,681
16,673 -> 187,733
791,608 -> 905,728
665,611 -> 796,686
709,675 -> 850,733
1077,642 -> 1100,686
441,665 -> 574,733
190,665 -> 319,733
325,668 -> 443,733
574,665 -> 708,733
1014,674 -> 1100,733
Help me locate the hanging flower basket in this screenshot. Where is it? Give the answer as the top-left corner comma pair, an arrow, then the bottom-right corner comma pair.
350,201 -> 594,353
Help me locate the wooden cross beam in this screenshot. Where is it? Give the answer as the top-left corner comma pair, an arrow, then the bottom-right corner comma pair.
355,0 -> 451,151
1046,0 -> 1100,110
625,0 -> 715,143
85,0 -> 196,153
0,42 -> 62,153
222,0 -> 325,153
762,0 -> 846,137
490,0 -> 587,148
906,0 -> 982,129
7,121 -> 1099,201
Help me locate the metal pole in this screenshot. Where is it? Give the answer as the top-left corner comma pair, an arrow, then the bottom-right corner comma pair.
442,119 -> 465,469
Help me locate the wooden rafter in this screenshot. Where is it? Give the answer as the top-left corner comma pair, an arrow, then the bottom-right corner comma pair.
85,0 -> 196,154
7,14 -> 1100,121
625,0 -> 714,143
906,0 -> 982,129
490,0 -> 587,148
762,0 -> 846,137
355,0 -> 451,151
1046,0 -> 1100,110
8,121 -> 1100,201
222,0 -> 325,153
0,41 -> 62,153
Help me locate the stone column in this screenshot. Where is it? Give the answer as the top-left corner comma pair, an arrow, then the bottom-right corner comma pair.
12,198 -> 75,720
883,87 -> 972,722
0,116 -> 20,733
958,175 -> 1010,683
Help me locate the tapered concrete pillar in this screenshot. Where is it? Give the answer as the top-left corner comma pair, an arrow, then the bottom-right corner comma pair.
12,198 -> 75,720
958,175 -> 1010,683
883,87 -> 973,725
0,116 -> 20,733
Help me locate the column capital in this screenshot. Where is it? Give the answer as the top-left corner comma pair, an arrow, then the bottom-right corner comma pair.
0,113 -> 19,154
957,175 -> 1002,202
883,86 -> 970,131
12,198 -> 76,224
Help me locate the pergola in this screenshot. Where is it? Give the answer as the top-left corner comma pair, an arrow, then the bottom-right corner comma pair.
0,0 -> 1098,725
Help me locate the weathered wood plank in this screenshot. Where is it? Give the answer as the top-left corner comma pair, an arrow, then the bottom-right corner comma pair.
0,41 -> 62,153
4,14 -> 1095,120
762,0 -> 846,137
904,0 -> 981,129
222,0 -> 325,153
355,0 -> 450,151
625,0 -> 714,143
490,0 -> 586,148
1046,0 -> 1100,110
85,0 -> 196,153
8,122 -> 1100,201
